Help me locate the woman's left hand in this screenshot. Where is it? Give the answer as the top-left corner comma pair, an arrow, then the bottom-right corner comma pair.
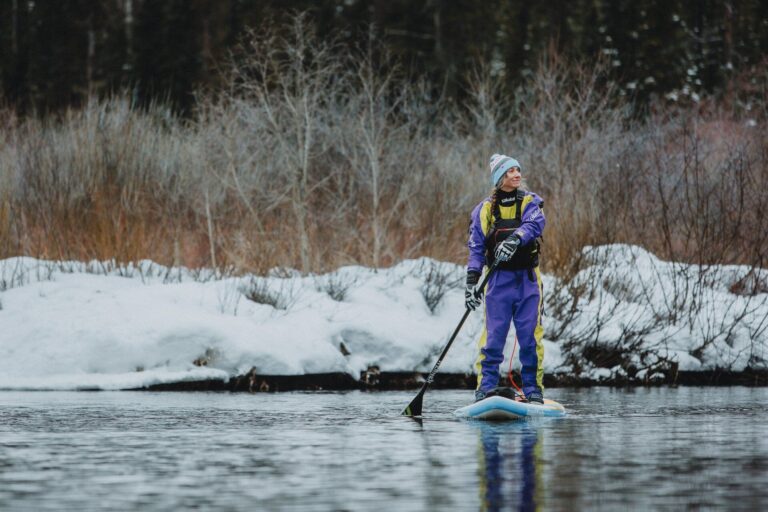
495,236 -> 520,262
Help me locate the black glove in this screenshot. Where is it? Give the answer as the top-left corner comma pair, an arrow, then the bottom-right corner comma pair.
465,270 -> 483,311
494,235 -> 520,262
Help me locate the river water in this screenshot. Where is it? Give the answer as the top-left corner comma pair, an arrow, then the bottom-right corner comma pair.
1,387 -> 766,511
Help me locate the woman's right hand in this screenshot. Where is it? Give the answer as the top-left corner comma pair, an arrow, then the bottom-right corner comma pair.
465,285 -> 483,311
465,270 -> 483,311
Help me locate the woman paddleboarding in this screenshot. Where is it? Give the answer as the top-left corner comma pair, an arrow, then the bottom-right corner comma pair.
465,154 -> 546,404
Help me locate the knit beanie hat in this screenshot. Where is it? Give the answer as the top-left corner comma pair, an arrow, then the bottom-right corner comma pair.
489,153 -> 522,187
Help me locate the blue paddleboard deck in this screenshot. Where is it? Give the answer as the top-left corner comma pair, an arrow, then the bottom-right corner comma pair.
453,396 -> 566,420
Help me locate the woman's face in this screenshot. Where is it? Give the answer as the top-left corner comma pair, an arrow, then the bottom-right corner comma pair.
499,167 -> 522,191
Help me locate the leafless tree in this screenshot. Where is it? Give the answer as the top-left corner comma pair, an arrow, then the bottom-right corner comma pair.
228,14 -> 343,273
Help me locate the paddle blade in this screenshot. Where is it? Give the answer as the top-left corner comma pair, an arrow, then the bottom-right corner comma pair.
402,389 -> 424,417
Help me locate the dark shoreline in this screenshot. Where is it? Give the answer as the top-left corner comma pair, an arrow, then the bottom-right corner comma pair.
138,368 -> 768,392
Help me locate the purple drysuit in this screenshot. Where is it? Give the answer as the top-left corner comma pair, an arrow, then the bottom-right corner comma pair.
467,190 -> 546,397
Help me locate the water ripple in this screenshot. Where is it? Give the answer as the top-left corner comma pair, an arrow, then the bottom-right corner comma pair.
0,388 -> 766,510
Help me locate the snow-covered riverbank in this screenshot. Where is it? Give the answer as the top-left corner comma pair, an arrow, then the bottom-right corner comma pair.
1,245 -> 766,391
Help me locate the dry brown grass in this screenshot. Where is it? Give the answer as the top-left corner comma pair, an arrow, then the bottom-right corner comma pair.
1,24 -> 766,278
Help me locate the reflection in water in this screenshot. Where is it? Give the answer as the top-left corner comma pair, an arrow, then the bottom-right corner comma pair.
2,389 -> 767,510
475,422 -> 542,512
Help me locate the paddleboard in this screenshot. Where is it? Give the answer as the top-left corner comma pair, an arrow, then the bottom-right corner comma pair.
453,396 -> 566,420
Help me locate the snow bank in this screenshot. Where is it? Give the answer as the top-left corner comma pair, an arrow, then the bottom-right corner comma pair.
0,245 -> 766,390
0,257 -> 532,390
549,244 -> 768,378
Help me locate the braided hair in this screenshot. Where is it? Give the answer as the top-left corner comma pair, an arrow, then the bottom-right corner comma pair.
486,187 -> 499,228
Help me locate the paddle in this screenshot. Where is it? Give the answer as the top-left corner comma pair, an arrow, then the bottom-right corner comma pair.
401,260 -> 499,417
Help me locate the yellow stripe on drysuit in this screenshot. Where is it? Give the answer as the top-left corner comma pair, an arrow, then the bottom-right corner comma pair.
474,194 -> 543,391
478,195 -> 535,237
474,305 -> 489,389
534,267 -> 545,392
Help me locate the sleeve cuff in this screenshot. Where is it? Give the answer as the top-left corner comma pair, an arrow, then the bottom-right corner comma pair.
466,270 -> 481,286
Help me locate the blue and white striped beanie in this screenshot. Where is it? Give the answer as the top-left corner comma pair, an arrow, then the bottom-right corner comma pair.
489,153 -> 522,187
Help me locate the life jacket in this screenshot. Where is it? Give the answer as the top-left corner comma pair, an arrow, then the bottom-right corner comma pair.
483,189 -> 541,270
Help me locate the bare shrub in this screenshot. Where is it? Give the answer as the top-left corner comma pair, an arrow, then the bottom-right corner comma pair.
240,276 -> 298,310
2,98 -> 201,266
0,17 -> 765,303
225,14 -> 344,273
217,279 -> 243,315
0,261 -> 28,291
729,270 -> 768,297
333,47 -> 425,267
0,259 -> 58,290
629,111 -> 768,365
314,271 -> 357,302
509,53 -> 638,275
418,260 -> 462,314
548,248 -> 678,379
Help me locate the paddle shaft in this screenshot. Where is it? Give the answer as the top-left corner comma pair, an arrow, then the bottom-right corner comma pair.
402,261 -> 499,416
